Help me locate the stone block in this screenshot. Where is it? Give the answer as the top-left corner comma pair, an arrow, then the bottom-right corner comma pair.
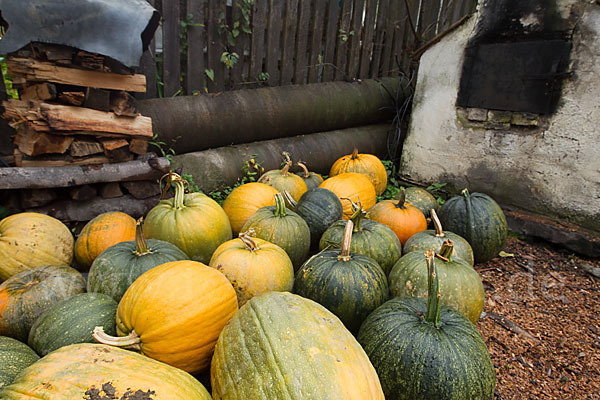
511,112 -> 539,126
99,182 -> 124,199
122,180 -> 161,199
488,110 -> 512,123
19,188 -> 58,208
466,107 -> 488,121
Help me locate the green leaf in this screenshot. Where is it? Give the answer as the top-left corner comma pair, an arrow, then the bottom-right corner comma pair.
498,251 -> 515,258
205,68 -> 215,81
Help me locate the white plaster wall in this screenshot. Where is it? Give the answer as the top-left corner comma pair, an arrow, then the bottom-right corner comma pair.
400,2 -> 600,232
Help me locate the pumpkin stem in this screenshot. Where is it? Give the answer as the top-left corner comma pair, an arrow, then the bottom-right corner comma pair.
239,231 -> 259,252
159,171 -> 187,209
424,249 -> 441,327
345,198 -> 365,231
461,188 -> 471,198
280,160 -> 293,176
337,219 -> 354,261
296,162 -> 310,178
394,189 -> 407,209
350,148 -> 359,160
134,217 -> 152,255
274,192 -> 287,217
93,326 -> 142,351
281,190 -> 297,210
431,209 -> 445,238
437,239 -> 454,261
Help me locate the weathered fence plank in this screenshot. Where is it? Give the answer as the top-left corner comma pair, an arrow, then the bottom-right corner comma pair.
380,0 -> 399,76
250,0 -> 268,85
186,0 -> 207,95
322,0 -> 341,82
358,0 -> 378,79
207,0 -> 226,92
162,0 -> 181,96
307,0 -> 328,83
334,0 -> 354,80
347,0 -> 366,79
293,0 -> 312,84
370,0 -> 389,78
266,0 -> 284,85
281,0 -> 299,85
230,0 -> 250,88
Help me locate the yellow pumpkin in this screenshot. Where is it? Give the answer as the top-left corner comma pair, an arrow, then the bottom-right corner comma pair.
209,232 -> 294,306
93,260 -> 238,374
74,211 -> 136,270
222,182 -> 278,235
330,148 -> 388,195
258,160 -> 308,201
0,213 -> 73,281
319,172 -> 377,219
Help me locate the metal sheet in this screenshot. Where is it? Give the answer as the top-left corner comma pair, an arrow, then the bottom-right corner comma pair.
0,0 -> 159,69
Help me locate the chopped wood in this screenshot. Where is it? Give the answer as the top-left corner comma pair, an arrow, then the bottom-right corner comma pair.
14,127 -> 74,156
2,99 -> 45,127
69,184 -> 98,201
99,182 -> 124,199
110,91 -> 138,116
486,311 -> 537,341
100,138 -> 129,151
100,138 -> 134,162
0,154 -> 171,189
74,50 -> 106,71
121,180 -> 161,199
69,139 -> 104,157
19,188 -> 58,208
58,91 -> 85,106
6,57 -> 147,92
52,129 -> 130,138
18,154 -> 111,167
84,88 -> 111,111
129,138 -> 149,155
31,43 -> 74,63
21,83 -> 56,101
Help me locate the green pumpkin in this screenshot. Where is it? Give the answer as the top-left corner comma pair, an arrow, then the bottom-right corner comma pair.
143,172 -> 232,264
0,266 -> 86,342
295,187 -> 343,247
358,250 -> 496,400
403,209 -> 474,266
438,189 -> 507,263
388,240 -> 484,324
0,336 -> 39,390
240,192 -> 310,270
28,293 -> 117,357
294,220 -> 389,333
396,186 -> 440,219
319,200 -> 401,276
88,218 -> 189,302
296,162 -> 324,190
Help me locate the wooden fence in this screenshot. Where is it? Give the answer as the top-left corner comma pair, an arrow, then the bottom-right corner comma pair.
139,0 -> 477,98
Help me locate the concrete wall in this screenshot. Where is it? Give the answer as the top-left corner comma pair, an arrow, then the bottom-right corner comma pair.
400,1 -> 600,233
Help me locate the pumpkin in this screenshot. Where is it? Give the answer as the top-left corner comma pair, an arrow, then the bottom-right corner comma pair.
319,172 -> 377,219
388,239 -> 484,323
403,208 -> 475,266
319,199 -> 401,276
329,148 -> 388,195
0,212 -> 73,281
367,189 -> 427,245
296,161 -> 324,190
211,291 -> 385,399
87,217 -> 189,302
295,187 -> 344,247
240,192 -> 310,270
209,232 -> 294,306
28,292 -> 117,356
258,159 -> 308,201
222,182 -> 278,235
74,211 -> 136,270
0,266 -> 86,342
0,336 -> 39,390
397,186 -> 440,219
93,260 -> 238,374
0,343 -> 212,399
438,188 -> 508,263
294,220 -> 388,333
357,250 -> 496,400
143,172 -> 232,264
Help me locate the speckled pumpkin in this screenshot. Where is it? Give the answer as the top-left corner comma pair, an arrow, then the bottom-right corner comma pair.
330,148 -> 388,195
74,211 -> 136,270
368,189 -> 427,245
258,160 -> 308,201
0,212 -> 74,281
0,336 -> 39,390
222,182 -> 279,235
319,172 -> 377,219
0,343 -> 212,399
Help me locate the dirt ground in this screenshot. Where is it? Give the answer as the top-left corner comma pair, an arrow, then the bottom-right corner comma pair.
475,236 -> 600,400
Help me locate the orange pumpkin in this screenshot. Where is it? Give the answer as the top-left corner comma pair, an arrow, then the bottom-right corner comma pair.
74,212 -> 136,270
319,173 -> 377,219
258,160 -> 307,201
367,189 -> 427,245
330,149 -> 388,195
93,260 -> 238,374
222,182 -> 278,235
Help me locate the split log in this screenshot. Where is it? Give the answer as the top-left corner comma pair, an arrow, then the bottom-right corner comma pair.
0,154 -> 170,189
138,77 -> 409,154
58,91 -> 85,106
129,138 -> 149,155
21,83 -> 56,101
99,182 -> 124,199
84,88 -> 111,111
172,123 -> 390,193
16,153 -> 110,167
69,139 -> 104,157
110,91 -> 138,116
14,127 -> 74,156
101,138 -> 133,162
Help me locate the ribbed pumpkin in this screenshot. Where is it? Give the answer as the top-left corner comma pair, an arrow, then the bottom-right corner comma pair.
0,343 -> 212,399
0,336 -> 39,390
74,211 -> 136,270
403,209 -> 475,266
368,189 -> 427,245
87,218 -> 189,302
388,240 -> 484,324
398,186 -> 440,219
240,193 -> 310,270
330,148 -> 387,195
258,160 -> 308,201
28,292 -> 117,356
0,213 -> 74,281
358,250 -> 495,400
0,266 -> 86,342
211,291 -> 385,399
143,172 -> 232,264
295,187 -> 344,247
294,220 -> 389,333
209,232 -> 294,306
222,182 -> 278,235
438,188 -> 508,263
319,172 -> 377,219
93,260 -> 238,374
319,200 -> 401,276
296,161 -> 324,190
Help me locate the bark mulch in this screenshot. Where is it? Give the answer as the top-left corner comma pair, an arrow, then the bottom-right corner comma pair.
475,236 -> 600,400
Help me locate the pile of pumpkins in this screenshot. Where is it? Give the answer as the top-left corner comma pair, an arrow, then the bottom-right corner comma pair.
0,149 -> 508,399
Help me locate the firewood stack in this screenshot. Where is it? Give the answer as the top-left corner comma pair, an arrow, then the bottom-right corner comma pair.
1,42 -> 153,167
